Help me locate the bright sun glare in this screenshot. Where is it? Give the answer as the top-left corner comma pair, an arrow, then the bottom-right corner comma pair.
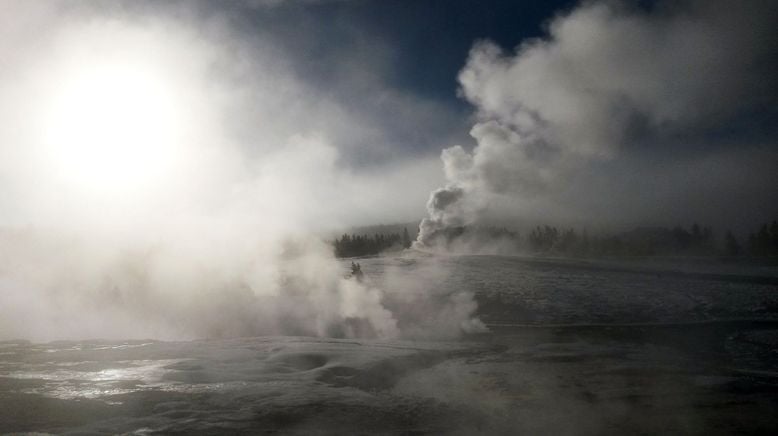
42,62 -> 182,193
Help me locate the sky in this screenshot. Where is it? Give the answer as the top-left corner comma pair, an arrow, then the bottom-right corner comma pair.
1,0 -> 777,233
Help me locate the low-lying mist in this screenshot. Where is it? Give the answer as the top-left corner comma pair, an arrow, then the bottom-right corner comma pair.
0,223 -> 487,341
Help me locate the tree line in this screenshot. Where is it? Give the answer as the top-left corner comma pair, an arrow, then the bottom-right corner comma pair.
420,220 -> 778,259
524,223 -> 717,257
742,221 -> 778,257
333,228 -> 412,258
332,220 -> 778,259
524,221 -> 778,258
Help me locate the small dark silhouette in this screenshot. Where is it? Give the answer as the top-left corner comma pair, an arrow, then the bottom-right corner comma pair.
402,227 -> 412,249
350,261 -> 364,281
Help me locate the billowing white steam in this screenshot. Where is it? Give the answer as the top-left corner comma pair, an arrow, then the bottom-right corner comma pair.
417,0 -> 777,247
0,2 -> 481,341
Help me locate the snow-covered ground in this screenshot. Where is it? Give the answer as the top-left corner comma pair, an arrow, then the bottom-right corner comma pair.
1,254 -> 777,434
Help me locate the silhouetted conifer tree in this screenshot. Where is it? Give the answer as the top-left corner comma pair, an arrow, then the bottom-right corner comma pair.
725,231 -> 740,256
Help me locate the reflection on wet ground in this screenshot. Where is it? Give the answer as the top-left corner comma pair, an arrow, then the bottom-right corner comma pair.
2,322 -> 777,434
1,255 -> 777,434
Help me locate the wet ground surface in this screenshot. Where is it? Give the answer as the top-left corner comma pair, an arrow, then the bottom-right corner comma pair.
2,255 -> 777,434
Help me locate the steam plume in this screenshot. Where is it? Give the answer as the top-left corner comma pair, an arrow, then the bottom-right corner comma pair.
0,2 -> 481,342
417,0 -> 778,248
